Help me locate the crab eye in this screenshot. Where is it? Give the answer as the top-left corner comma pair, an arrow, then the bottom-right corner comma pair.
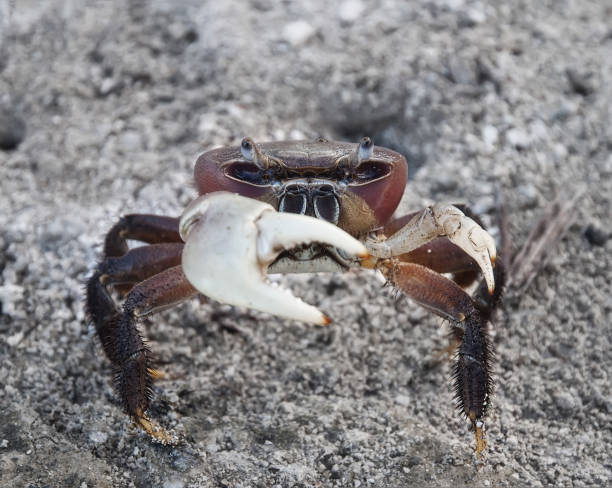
225,162 -> 267,185
354,161 -> 391,183
241,137 -> 255,161
358,137 -> 373,161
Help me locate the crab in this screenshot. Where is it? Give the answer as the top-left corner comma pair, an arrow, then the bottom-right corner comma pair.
86,137 -> 504,456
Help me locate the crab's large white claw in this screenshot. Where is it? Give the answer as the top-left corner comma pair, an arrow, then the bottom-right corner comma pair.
179,192 -> 368,324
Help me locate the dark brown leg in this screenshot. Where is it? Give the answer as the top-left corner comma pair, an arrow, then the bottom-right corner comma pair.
399,238 -> 484,311
86,238 -> 197,443
104,214 -> 181,257
383,260 -> 505,456
95,265 -> 197,444
87,243 -> 185,339
100,243 -> 185,286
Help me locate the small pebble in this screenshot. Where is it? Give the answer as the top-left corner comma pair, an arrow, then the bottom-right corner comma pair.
163,480 -> 185,488
506,127 -> 530,149
117,130 -> 144,152
553,391 -> 577,414
89,431 -> 109,444
529,119 -> 548,141
394,395 -> 411,407
459,8 -> 486,28
98,78 -> 121,97
433,173 -> 458,192
565,68 -> 594,96
448,57 -> 478,85
339,0 -> 365,23
167,21 -> 198,43
516,183 -> 538,209
584,224 -> 608,246
444,0 -> 466,10
282,21 -> 316,46
0,107 -> 26,151
482,125 -> 499,147
406,455 -> 422,467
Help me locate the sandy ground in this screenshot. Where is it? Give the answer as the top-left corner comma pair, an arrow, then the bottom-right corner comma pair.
1,0 -> 611,487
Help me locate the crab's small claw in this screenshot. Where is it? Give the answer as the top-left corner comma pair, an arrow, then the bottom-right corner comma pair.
432,204 -> 497,295
366,203 -> 497,294
179,192 -> 368,324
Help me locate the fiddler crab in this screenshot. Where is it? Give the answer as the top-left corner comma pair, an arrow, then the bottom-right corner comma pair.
86,137 -> 504,456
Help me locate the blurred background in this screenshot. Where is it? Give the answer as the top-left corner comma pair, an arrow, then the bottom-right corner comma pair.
1,1 -> 610,486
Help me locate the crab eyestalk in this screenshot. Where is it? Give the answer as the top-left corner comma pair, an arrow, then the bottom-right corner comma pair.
338,136 -> 374,170
240,137 -> 282,170
179,192 -> 368,324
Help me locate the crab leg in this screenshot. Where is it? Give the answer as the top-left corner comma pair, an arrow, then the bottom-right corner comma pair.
385,261 -> 498,456
112,265 -> 196,445
103,214 -> 182,257
179,192 -> 368,325
97,243 -> 185,286
366,203 -> 497,294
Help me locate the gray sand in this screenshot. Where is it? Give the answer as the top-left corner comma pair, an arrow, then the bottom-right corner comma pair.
1,1 -> 610,486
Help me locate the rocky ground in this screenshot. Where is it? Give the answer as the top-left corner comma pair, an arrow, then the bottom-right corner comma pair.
0,0 -> 610,487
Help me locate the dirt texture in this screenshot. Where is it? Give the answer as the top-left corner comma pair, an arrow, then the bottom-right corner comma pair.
1,1 -> 611,487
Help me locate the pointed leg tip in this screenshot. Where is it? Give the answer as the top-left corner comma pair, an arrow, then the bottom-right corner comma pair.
472,418 -> 487,458
135,415 -> 180,446
147,368 -> 167,381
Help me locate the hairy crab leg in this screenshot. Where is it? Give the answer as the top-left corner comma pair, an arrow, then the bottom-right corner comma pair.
87,243 -> 196,444
382,261 -> 498,457
366,203 -> 497,294
87,243 -> 186,341
179,192 -> 369,325
107,265 -> 197,445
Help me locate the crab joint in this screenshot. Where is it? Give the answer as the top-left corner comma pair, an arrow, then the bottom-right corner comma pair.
179,192 -> 368,325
